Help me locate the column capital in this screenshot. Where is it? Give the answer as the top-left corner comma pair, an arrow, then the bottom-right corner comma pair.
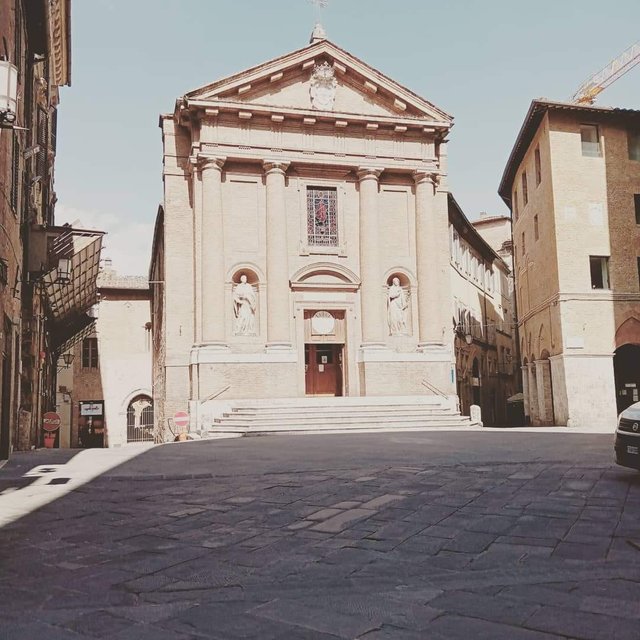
413,170 -> 440,187
357,167 -> 382,182
263,160 -> 290,176
193,154 -> 226,172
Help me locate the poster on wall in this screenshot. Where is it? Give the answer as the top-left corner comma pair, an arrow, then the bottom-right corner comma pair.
80,402 -> 103,416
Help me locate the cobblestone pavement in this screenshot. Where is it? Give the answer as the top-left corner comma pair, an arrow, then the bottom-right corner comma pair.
1,431 -> 639,639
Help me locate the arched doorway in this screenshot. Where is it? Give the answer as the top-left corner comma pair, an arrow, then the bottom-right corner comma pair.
614,344 -> 640,414
127,395 -> 154,443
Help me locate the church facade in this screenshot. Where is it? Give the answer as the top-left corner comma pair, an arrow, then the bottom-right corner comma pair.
150,31 -> 458,433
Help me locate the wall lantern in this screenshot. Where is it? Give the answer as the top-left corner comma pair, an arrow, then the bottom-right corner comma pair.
0,60 -> 18,127
455,323 -> 473,345
55,257 -> 72,285
56,351 -> 75,372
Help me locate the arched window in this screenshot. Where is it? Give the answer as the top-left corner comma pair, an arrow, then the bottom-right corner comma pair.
126,395 -> 153,443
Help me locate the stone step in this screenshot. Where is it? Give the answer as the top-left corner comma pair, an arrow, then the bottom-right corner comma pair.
215,413 -> 465,426
218,395 -> 448,409
228,406 -> 455,417
206,420 -> 475,437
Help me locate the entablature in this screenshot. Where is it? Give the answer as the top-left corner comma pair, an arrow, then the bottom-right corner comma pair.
181,99 -> 449,139
189,141 -> 440,177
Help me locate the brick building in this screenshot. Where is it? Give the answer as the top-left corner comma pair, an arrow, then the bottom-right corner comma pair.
499,99 -> 640,428
0,0 -> 73,459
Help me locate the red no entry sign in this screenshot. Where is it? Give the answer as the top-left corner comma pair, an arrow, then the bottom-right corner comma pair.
174,411 -> 189,428
42,412 -> 61,432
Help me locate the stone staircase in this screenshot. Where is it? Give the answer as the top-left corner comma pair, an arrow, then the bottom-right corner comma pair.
204,395 -> 477,437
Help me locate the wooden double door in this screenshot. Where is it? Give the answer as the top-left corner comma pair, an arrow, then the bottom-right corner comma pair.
305,344 -> 343,396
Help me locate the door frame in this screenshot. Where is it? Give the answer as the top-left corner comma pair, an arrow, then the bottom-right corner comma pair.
294,303 -> 355,397
305,343 -> 344,396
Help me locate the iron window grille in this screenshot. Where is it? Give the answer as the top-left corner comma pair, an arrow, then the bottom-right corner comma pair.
307,187 -> 338,246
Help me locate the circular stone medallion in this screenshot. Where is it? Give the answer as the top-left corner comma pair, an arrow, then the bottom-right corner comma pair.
311,311 -> 335,335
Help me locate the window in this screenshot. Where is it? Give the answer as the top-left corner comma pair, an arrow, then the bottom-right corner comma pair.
534,146 -> 542,185
522,171 -> 528,206
628,131 -> 640,161
521,232 -> 525,257
637,257 -> 640,289
36,106 -> 48,178
0,259 -> 7,286
635,194 -> 640,225
513,189 -> 518,221
534,214 -> 539,240
581,124 -> 601,157
589,256 -> 610,289
82,337 -> 99,369
307,187 -> 338,246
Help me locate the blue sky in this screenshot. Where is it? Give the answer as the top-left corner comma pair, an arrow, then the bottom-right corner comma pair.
55,0 -> 640,275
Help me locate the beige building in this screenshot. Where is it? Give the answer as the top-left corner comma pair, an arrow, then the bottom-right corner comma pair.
151,30 -> 463,434
449,197 -> 517,426
56,267 -> 152,447
499,99 -> 640,428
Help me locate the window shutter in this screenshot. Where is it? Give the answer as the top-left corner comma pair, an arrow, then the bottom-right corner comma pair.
11,134 -> 20,213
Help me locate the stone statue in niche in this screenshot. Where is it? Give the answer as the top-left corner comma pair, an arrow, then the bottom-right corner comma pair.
310,61 -> 337,111
387,277 -> 409,336
233,275 -> 257,336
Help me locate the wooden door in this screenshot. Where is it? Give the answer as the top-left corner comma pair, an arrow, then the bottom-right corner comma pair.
305,344 -> 343,396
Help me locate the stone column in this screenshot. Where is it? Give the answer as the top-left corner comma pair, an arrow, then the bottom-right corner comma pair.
535,359 -> 554,425
264,161 -> 292,350
527,363 -> 540,425
521,365 -> 530,423
357,168 -> 384,348
414,171 -> 448,349
200,155 -> 227,347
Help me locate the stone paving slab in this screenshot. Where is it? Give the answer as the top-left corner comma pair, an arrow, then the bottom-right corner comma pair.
1,431 -> 639,639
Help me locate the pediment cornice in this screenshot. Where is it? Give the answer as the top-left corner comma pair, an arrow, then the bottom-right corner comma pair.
182,40 -> 452,127
185,98 -> 448,134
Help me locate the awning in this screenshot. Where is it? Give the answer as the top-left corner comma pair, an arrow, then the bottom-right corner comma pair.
55,318 -> 97,356
41,231 -> 104,353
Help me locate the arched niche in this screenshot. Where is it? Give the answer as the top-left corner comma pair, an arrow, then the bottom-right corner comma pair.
229,266 -> 260,338
228,263 -> 263,286
384,270 -> 414,337
383,267 -> 417,288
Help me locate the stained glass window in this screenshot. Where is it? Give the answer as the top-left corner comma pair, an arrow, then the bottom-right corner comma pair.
307,187 -> 338,246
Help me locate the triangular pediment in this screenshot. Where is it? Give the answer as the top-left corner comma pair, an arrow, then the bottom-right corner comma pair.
186,40 -> 452,124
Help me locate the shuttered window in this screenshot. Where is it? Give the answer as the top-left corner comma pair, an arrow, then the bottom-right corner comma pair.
36,106 -> 48,178
10,134 -> 20,214
82,338 -> 99,369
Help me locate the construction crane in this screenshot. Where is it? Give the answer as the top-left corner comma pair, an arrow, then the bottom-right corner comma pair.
572,40 -> 640,105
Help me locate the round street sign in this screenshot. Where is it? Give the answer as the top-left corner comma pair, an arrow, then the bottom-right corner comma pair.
42,412 -> 61,432
174,411 -> 189,429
